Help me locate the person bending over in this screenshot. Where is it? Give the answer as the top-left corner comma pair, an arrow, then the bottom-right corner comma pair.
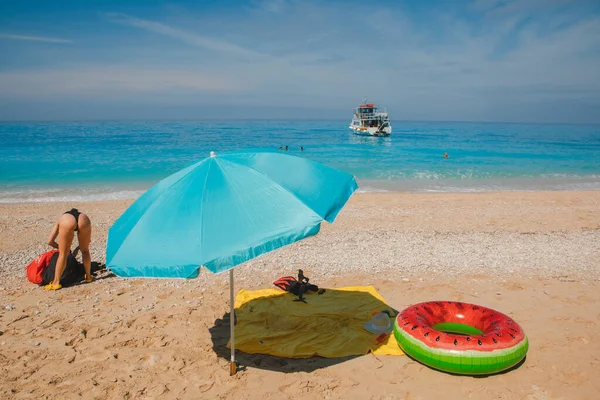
45,208 -> 93,290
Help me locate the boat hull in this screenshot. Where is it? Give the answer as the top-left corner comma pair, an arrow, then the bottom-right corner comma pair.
349,125 -> 392,137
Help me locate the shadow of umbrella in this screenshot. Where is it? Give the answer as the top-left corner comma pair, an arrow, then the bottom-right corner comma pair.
209,288 -> 401,373
209,312 -> 361,373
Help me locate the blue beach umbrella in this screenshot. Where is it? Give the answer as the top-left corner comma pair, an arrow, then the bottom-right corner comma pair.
106,149 -> 358,373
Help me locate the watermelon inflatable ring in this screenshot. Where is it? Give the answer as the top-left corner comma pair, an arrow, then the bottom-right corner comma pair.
393,301 -> 528,375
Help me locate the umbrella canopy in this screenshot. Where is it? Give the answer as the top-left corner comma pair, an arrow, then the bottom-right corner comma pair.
106,150 -> 358,278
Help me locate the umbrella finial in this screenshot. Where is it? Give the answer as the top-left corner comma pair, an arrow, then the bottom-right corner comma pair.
210,151 -> 216,157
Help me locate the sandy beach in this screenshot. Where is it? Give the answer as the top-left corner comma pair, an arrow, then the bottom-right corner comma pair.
1,191 -> 600,399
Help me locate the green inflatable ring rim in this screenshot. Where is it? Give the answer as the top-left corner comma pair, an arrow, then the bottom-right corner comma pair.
393,301 -> 529,375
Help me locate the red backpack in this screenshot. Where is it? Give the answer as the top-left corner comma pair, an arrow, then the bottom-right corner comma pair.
26,250 -> 59,284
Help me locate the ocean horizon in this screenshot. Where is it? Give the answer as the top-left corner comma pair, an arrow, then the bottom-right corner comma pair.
1,120 -> 599,203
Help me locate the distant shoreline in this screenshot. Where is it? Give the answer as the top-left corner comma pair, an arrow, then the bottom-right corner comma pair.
2,187 -> 600,203
3,177 -> 600,203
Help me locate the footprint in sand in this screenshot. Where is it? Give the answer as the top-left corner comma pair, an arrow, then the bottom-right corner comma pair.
551,366 -> 589,385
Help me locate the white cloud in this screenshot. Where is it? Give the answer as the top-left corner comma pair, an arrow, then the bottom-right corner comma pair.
251,0 -> 287,13
104,13 -> 261,59
0,33 -> 72,43
0,67 -> 253,98
471,0 -> 577,16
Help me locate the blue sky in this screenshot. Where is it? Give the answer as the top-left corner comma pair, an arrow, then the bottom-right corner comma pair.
1,0 -> 599,122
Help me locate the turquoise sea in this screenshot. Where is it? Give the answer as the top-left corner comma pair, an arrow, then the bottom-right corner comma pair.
1,120 -> 599,202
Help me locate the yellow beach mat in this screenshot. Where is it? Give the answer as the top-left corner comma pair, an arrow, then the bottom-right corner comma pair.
227,286 -> 404,358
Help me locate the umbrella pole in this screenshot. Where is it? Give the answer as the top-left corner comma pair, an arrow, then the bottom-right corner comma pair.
229,269 -> 237,376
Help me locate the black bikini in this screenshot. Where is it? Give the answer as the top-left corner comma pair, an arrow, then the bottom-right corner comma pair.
64,208 -> 81,231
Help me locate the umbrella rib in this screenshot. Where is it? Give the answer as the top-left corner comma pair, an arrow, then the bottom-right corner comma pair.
198,159 -> 213,269
108,159 -> 206,266
198,158 -> 322,272
223,154 -> 357,222
217,157 -> 325,222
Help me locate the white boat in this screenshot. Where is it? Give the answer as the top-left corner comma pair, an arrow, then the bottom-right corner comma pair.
349,99 -> 392,136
